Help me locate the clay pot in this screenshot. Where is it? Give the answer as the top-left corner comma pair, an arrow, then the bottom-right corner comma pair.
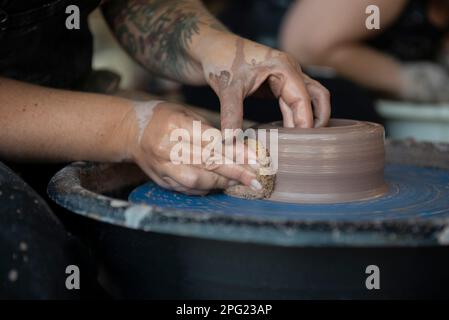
259,119 -> 387,203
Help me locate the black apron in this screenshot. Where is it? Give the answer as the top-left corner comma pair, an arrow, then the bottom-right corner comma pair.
0,1 -> 106,299
0,0 -> 99,89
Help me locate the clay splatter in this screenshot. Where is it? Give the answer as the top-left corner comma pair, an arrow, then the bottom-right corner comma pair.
19,242 -> 28,252
133,100 -> 163,144
8,269 -> 18,282
124,205 -> 153,229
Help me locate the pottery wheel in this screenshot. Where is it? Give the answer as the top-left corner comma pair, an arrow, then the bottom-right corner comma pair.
129,120 -> 449,220
128,163 -> 449,222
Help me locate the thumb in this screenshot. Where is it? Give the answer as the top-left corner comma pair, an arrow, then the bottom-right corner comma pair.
218,87 -> 244,132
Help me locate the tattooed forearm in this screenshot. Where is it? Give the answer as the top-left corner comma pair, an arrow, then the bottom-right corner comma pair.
102,0 -> 228,82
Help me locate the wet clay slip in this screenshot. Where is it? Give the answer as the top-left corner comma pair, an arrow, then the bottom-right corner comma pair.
259,119 -> 388,204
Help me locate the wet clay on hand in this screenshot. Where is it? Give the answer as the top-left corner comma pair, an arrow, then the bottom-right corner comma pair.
251,119 -> 387,204
206,37 -> 331,130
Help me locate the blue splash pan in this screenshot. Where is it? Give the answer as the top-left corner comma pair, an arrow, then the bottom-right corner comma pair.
48,140 -> 449,247
129,164 -> 449,223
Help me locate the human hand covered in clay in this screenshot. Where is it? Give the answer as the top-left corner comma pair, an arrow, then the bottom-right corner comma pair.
126,101 -> 262,195
198,33 -> 331,129
400,62 -> 449,103
0,77 -> 264,196
103,1 -> 330,131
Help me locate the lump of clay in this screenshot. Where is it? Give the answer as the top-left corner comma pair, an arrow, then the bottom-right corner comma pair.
258,119 -> 388,204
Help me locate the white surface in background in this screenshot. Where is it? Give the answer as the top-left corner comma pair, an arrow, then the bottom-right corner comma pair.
376,100 -> 449,143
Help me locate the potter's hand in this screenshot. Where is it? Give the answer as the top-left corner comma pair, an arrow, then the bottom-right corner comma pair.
400,62 -> 449,103
128,102 -> 260,195
102,1 -> 330,129
199,34 -> 331,129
